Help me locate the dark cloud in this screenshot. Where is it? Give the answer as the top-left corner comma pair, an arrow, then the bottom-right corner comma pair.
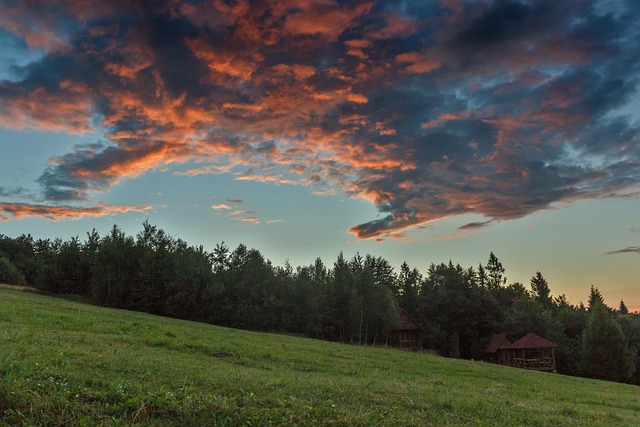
448,0 -> 543,53
459,220 -> 493,231
607,246 -> 640,255
0,0 -> 638,236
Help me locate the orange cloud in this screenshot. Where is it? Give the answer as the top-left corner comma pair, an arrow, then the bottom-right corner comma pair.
395,52 -> 440,74
282,1 -> 372,40
185,37 -> 263,81
0,3 -> 66,50
0,202 -> 151,222
347,93 -> 369,104
242,216 -> 261,224
421,110 -> 472,129
1,0 -> 637,241
211,204 -> 231,210
0,83 -> 94,133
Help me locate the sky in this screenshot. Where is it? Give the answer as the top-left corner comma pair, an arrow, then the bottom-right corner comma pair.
0,0 -> 639,309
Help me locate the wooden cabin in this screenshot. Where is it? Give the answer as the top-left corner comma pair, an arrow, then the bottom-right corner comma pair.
486,333 -> 557,372
387,309 -> 423,350
485,333 -> 515,366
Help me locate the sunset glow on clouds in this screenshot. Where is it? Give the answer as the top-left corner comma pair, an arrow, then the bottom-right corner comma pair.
1,0 -> 638,241
0,201 -> 151,222
1,0 -> 639,300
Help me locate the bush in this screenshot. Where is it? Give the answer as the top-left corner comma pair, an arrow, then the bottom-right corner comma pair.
0,256 -> 26,286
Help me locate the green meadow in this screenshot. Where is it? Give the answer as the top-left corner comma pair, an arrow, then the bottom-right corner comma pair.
1,287 -> 638,426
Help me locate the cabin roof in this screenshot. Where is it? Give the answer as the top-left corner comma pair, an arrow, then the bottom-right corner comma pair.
510,333 -> 557,349
392,308 -> 423,331
485,333 -> 514,353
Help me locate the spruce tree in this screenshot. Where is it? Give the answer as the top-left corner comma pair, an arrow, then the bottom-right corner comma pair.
581,300 -> 635,382
587,285 -> 605,310
619,300 -> 629,314
485,252 -> 506,290
530,271 -> 552,307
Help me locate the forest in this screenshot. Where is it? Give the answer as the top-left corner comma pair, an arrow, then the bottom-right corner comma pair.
1,221 -> 638,385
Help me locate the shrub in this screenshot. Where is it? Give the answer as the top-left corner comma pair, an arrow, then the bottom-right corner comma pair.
0,256 -> 26,286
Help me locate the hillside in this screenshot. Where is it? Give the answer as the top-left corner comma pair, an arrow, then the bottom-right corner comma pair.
1,287 -> 638,426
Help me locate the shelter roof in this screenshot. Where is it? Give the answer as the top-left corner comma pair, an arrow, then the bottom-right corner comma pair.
393,308 -> 422,331
510,333 -> 557,349
485,333 -> 514,353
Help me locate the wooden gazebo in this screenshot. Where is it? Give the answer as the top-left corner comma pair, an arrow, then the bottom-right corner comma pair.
387,309 -> 423,350
486,333 -> 557,372
510,333 -> 557,372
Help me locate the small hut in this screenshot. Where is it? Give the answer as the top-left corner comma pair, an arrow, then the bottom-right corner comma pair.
485,333 -> 515,366
510,333 -> 557,372
387,309 -> 423,350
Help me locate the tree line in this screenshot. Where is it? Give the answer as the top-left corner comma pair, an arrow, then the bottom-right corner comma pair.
1,221 -> 638,384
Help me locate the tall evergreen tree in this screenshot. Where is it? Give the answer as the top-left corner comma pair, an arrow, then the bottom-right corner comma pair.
530,271 -> 552,307
211,241 -> 230,274
619,300 -> 629,314
397,262 -> 420,317
91,225 -> 138,308
587,286 -> 605,311
476,263 -> 487,288
485,252 -> 506,290
581,300 -> 635,382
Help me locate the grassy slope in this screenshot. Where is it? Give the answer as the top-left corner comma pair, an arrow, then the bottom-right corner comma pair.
1,288 -> 638,426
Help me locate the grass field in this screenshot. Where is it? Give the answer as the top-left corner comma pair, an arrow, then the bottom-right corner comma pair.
1,287 -> 639,426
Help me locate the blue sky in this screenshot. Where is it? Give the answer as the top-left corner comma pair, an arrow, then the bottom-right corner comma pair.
1,0 -> 639,308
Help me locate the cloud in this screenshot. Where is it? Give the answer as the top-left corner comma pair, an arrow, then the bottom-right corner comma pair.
0,201 -> 151,222
282,1 -> 372,40
0,0 -> 638,233
211,204 -> 231,211
174,164 -> 236,177
459,220 -> 493,230
395,52 -> 440,74
606,246 -> 640,256
0,186 -> 29,198
219,200 -> 280,226
234,170 -> 298,185
242,216 -> 261,224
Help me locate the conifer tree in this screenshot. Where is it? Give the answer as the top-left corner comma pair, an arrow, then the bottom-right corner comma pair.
485,252 -> 506,290
530,271 -> 552,307
581,300 -> 635,382
619,300 -> 629,314
587,286 -> 605,311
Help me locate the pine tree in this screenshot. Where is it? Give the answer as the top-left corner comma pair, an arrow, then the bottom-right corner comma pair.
581,300 -> 635,382
485,252 -> 506,290
397,262 -> 420,317
619,300 -> 629,314
476,263 -> 487,288
587,285 -> 605,311
530,271 -> 552,307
